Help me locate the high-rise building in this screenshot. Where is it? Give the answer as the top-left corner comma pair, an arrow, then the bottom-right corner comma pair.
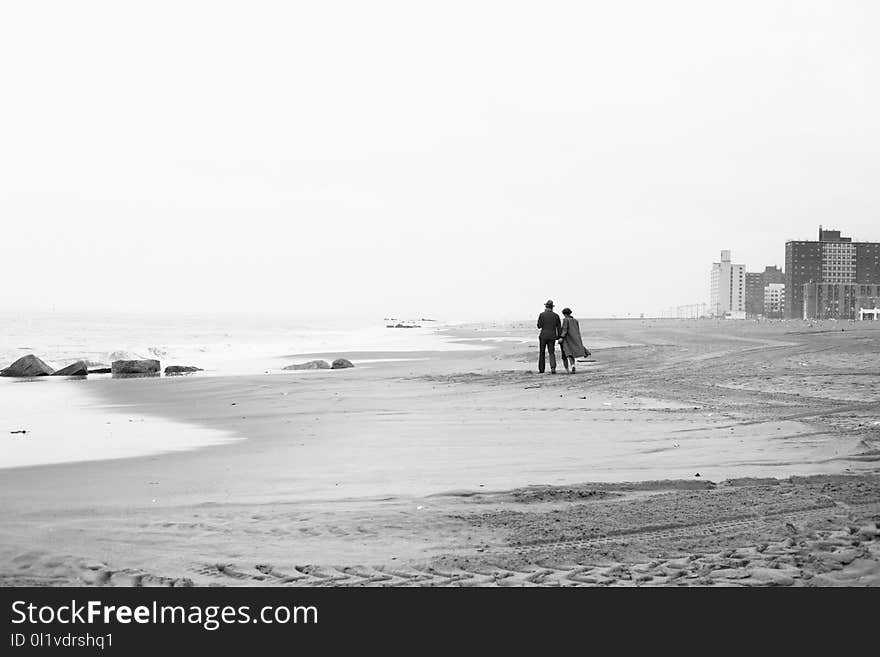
763,283 -> 785,318
710,250 -> 746,318
744,272 -> 763,316
786,227 -> 880,319
803,283 -> 880,320
745,265 -> 785,317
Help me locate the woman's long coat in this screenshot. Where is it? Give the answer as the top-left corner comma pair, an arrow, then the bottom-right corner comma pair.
560,316 -> 588,358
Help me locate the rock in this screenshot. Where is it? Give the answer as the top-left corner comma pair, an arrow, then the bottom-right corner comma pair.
52,361 -> 89,376
88,368 -> 112,374
0,355 -> 54,377
283,360 -> 331,371
164,365 -> 203,375
111,359 -> 160,376
331,358 -> 354,369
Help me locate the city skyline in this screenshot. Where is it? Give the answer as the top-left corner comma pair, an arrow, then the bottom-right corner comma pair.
701,225 -> 880,321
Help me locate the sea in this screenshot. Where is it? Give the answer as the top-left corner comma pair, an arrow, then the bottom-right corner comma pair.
0,311 -> 479,469
0,312 -> 632,469
0,311 -> 475,376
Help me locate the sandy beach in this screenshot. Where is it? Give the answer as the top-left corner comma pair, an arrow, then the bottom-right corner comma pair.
1,319 -> 879,586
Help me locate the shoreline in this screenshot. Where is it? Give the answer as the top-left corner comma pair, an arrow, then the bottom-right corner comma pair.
1,319 -> 879,585
0,325 -> 491,471
4,319 -> 878,487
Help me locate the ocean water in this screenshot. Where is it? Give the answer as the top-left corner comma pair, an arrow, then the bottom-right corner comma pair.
0,377 -> 241,469
0,312 -> 477,376
0,312 -> 480,469
0,312 -> 628,469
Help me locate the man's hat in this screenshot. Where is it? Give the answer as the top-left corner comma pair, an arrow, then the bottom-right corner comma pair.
545,299 -> 554,307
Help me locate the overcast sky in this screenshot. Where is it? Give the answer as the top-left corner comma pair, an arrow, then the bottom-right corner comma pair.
2,1 -> 878,320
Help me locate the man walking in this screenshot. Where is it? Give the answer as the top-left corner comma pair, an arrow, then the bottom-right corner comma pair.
537,299 -> 562,373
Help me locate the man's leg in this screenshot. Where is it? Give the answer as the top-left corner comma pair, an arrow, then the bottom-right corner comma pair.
538,339 -> 546,373
548,339 -> 557,373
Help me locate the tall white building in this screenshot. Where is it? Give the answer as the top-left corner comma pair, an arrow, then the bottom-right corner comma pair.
764,283 -> 785,318
710,250 -> 746,318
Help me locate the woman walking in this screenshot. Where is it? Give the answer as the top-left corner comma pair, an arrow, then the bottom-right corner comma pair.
558,307 -> 589,373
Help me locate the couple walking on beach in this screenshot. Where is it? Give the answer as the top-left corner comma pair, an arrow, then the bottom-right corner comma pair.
537,300 -> 590,374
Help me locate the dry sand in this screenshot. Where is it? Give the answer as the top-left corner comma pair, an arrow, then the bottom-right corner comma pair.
1,319 -> 879,586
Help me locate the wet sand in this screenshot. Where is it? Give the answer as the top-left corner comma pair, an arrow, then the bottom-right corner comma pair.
1,319 -> 879,586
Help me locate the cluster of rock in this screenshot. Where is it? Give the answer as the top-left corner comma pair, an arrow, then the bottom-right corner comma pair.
386,323 -> 421,329
284,358 -> 354,371
0,354 -> 203,378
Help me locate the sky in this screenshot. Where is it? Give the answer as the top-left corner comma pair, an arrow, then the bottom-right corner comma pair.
1,1 -> 878,320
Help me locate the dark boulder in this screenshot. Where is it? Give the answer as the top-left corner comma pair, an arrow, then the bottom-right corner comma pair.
52,361 -> 89,376
0,355 -> 54,377
111,359 -> 160,376
331,358 -> 354,369
88,368 -> 112,374
283,360 -> 331,371
164,365 -> 203,375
